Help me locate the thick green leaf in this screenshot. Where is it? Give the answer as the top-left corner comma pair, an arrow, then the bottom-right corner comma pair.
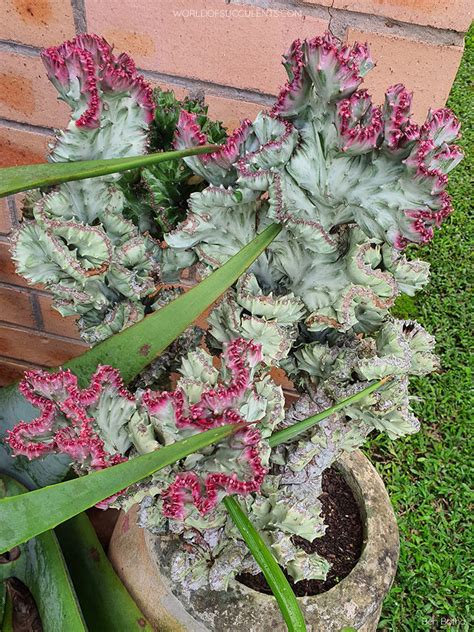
268,377 -> 391,448
0,476 -> 86,632
223,496 -> 306,632
0,145 -> 219,197
66,222 -> 281,386
56,513 -> 152,631
0,423 -> 240,553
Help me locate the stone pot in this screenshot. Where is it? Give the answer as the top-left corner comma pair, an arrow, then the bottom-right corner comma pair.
108,450 -> 399,631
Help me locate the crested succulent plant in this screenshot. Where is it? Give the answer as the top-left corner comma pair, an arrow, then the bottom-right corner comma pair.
7,321 -> 437,590
10,34 -> 161,343
7,338 -> 284,518
10,37 -> 226,342
6,30 -> 462,597
166,32 -> 461,341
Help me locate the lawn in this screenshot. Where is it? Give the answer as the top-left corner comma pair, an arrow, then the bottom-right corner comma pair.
366,26 -> 473,632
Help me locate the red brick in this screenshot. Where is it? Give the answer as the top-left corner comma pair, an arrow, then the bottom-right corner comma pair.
347,29 -> 464,121
0,357 -> 41,385
86,0 -> 329,94
334,0 -> 473,32
1,0 -> 75,49
0,285 -> 36,328
0,241 -> 29,287
0,199 -> 13,235
0,51 -> 70,129
204,95 -> 263,131
0,125 -> 51,168
38,294 -> 82,340
0,324 -> 87,367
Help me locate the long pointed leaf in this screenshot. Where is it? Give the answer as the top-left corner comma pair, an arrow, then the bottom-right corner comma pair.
56,513 -> 153,631
0,423 -> 240,553
223,496 -> 306,632
268,377 -> 391,448
0,476 -> 86,632
0,589 -> 12,632
0,145 -> 219,197
66,222 -> 281,386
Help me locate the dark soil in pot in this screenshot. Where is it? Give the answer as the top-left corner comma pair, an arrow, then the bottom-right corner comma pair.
237,466 -> 363,597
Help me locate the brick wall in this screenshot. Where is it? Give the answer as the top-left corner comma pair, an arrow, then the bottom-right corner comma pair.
0,0 -> 471,384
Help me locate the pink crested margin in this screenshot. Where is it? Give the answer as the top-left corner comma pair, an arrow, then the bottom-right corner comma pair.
383,84 -> 419,150
41,33 -> 154,129
142,338 -> 267,519
393,108 -> 461,247
336,90 -> 383,153
273,32 -> 373,116
7,366 -> 131,470
173,110 -> 253,170
8,339 -> 268,518
271,38 -> 306,116
270,33 -> 461,249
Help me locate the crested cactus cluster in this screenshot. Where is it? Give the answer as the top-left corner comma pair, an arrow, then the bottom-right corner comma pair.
8,32 -> 462,593
11,34 -> 158,343
165,31 -> 460,434
7,338 -> 285,521
10,36 -> 225,342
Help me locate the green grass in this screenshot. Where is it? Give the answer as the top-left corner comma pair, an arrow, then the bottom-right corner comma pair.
366,27 -> 473,632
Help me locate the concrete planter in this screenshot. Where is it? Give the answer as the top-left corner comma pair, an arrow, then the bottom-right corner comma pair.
108,450 -> 399,631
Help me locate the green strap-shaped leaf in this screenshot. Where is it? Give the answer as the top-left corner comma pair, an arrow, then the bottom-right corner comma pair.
66,222 -> 282,386
56,513 -> 152,631
223,496 -> 306,632
0,588 -> 12,632
0,423 -> 240,554
0,145 -> 219,197
0,476 -> 86,632
268,377 -> 391,448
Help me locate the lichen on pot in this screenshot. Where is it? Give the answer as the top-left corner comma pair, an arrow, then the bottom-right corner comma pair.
108,450 -> 399,632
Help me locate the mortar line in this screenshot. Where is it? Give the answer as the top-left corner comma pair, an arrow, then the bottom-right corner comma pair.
5,198 -> 18,228
0,40 -> 41,56
138,69 -> 277,105
0,117 -> 55,136
0,320 -> 88,345
0,282 -> 52,299
0,353 -> 46,369
70,0 -> 88,34
29,293 -> 45,331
